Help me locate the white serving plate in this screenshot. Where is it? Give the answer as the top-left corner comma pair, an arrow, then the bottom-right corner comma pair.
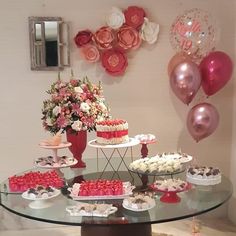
122,200 -> 156,212
34,157 -> 78,169
22,188 -> 61,209
66,205 -> 118,217
39,141 -> 71,149
88,138 -> 140,149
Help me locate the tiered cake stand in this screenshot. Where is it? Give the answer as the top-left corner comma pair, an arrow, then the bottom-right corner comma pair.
36,142 -> 77,169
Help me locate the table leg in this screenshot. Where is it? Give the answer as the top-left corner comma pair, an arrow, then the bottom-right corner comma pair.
81,224 -> 152,236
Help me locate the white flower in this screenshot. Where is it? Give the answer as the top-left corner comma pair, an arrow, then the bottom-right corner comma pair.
99,102 -> 107,112
106,7 -> 125,30
80,102 -> 90,113
74,86 -> 83,94
140,17 -> 160,44
71,120 -> 83,131
52,106 -> 61,116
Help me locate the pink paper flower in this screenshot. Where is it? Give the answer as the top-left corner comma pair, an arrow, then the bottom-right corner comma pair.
117,25 -> 141,50
124,6 -> 146,29
94,26 -> 115,50
101,49 -> 128,76
74,30 -> 93,47
81,44 -> 100,63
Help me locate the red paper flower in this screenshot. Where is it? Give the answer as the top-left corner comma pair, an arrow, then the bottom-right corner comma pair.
101,49 -> 128,76
94,26 -> 115,50
81,44 -> 100,63
117,25 -> 141,50
74,30 -> 93,47
124,6 -> 146,29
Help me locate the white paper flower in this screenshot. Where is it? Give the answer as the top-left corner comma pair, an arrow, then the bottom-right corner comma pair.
80,102 -> 90,113
106,7 -> 125,30
99,102 -> 107,112
72,120 -> 83,131
74,86 -> 83,94
140,17 -> 160,44
52,106 -> 61,116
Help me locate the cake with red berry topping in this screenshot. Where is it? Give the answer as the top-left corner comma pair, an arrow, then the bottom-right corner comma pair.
96,119 -> 129,144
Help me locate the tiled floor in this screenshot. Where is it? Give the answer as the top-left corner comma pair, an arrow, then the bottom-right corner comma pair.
0,218 -> 236,236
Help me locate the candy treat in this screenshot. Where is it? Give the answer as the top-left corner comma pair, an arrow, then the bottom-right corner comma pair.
153,178 -> 188,192
129,156 -> 182,174
9,170 -> 64,192
40,131 -> 62,146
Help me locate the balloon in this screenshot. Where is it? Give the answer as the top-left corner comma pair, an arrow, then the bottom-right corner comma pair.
168,52 -> 191,76
187,103 -> 219,142
170,8 -> 218,62
170,61 -> 201,105
200,51 -> 233,96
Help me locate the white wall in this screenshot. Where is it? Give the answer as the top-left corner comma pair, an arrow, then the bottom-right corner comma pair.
0,0 -> 236,225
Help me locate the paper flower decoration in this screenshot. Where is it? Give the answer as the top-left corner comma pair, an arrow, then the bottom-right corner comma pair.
74,6 -> 160,77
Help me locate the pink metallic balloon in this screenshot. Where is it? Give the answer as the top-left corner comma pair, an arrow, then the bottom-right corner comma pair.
170,61 -> 201,105
167,52 -> 191,76
200,51 -> 233,96
187,103 -> 219,142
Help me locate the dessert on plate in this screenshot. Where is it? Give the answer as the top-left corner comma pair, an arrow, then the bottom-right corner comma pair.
157,151 -> 193,163
129,156 -> 182,174
186,166 -> 221,185
40,131 -> 62,146
66,202 -> 117,217
153,178 -> 188,192
69,179 -> 134,198
96,119 -> 129,144
123,192 -> 155,211
35,156 -> 76,168
23,185 -> 57,199
134,134 -> 156,143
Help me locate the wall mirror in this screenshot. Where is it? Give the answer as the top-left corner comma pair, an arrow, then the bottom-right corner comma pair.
29,17 -> 70,71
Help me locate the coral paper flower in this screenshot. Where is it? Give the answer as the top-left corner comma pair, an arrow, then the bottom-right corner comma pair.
94,26 -> 115,50
124,6 -> 146,29
81,44 -> 100,63
117,25 -> 141,50
106,7 -> 125,30
101,49 -> 128,76
140,17 -> 160,44
74,30 -> 93,47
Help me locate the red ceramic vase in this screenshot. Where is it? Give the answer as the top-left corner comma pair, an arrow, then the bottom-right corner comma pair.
66,130 -> 87,168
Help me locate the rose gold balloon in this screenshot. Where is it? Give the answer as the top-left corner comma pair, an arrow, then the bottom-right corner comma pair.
170,61 -> 201,105
168,52 -> 191,76
187,103 -> 219,142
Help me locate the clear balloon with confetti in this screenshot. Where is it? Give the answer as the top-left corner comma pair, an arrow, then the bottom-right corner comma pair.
170,8 -> 218,62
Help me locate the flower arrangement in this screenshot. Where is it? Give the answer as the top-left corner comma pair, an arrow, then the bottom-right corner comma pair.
74,6 -> 160,77
42,74 -> 110,134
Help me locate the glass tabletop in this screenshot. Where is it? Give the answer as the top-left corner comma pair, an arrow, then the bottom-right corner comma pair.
0,170 -> 233,226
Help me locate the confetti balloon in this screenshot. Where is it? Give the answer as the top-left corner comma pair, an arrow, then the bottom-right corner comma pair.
170,8 -> 218,62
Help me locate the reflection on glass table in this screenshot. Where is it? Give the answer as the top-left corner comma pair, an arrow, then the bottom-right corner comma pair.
0,170 -> 233,236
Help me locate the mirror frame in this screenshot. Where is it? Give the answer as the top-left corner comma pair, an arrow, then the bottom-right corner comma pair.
28,16 -> 70,71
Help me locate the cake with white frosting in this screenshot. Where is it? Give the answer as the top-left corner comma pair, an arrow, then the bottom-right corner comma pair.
96,119 -> 129,144
186,166 -> 221,186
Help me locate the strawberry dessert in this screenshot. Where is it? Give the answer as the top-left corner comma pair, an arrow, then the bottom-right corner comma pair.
96,119 -> 129,144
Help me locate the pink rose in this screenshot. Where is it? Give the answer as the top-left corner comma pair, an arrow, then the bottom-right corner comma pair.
94,26 -> 115,50
124,6 -> 146,29
117,25 -> 141,50
81,44 -> 100,63
74,30 -> 93,47
101,49 -> 128,76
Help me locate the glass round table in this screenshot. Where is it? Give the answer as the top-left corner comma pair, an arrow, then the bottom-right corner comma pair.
0,169 -> 233,236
